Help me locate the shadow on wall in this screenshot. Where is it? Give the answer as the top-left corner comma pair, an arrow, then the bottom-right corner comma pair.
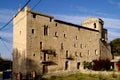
13,48 -> 42,75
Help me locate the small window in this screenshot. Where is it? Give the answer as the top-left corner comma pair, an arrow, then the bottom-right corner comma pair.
20,31 -> 21,35
32,29 -> 34,34
94,23 -> 96,28
40,56 -> 42,60
77,62 -> 80,69
95,49 -> 98,55
55,23 -> 57,27
78,28 -> 80,31
79,52 -> 82,57
33,53 -> 35,56
75,52 -> 77,57
40,42 -> 42,49
76,36 -> 78,40
55,23 -> 57,26
44,25 -> 48,36
33,14 -> 36,18
66,50 -> 69,58
80,44 -> 83,49
61,43 -> 63,50
88,50 -> 90,55
74,43 -> 77,48
50,18 -> 52,22
64,34 -> 66,38
55,32 -> 58,37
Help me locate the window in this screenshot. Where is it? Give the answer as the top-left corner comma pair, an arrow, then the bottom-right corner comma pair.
65,61 -> 68,70
75,52 -> 77,57
74,43 -> 77,48
78,28 -> 80,31
55,32 -> 58,37
32,29 -> 34,34
33,53 -> 35,56
88,50 -> 90,55
64,34 -> 66,38
66,50 -> 69,58
55,23 -> 57,26
44,25 -> 48,36
95,49 -> 98,55
50,18 -> 52,22
40,42 -> 42,49
76,36 -> 78,40
79,52 -> 82,57
33,14 -> 36,18
61,43 -> 63,50
94,23 -> 96,28
80,44 -> 82,48
20,31 -> 21,35
77,62 -> 80,69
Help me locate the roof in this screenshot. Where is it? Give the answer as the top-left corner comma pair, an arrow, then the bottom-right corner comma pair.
28,11 -> 54,19
55,19 -> 99,32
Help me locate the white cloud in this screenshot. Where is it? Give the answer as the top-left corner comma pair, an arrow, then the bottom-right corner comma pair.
107,0 -> 120,8
54,14 -> 120,41
108,31 -> 120,41
54,14 -> 87,25
103,18 -> 120,29
76,6 -> 118,18
0,9 -> 16,23
0,31 -> 12,38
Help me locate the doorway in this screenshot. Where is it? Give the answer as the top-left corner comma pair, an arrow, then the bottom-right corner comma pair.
77,62 -> 80,69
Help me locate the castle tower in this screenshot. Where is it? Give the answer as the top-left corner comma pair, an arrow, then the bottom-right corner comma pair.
81,17 -> 104,39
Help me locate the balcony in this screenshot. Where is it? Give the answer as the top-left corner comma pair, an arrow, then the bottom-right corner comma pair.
66,55 -> 74,60
42,49 -> 56,54
41,60 -> 57,65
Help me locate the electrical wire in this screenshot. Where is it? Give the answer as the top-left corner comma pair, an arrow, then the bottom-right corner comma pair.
31,0 -> 42,10
0,0 -> 31,31
0,39 -> 11,52
0,0 -> 43,52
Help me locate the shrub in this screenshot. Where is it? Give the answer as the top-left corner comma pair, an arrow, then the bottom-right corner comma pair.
83,61 -> 93,70
116,60 -> 120,71
93,59 -> 111,71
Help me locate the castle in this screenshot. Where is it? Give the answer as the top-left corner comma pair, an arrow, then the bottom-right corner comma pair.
13,6 -> 112,76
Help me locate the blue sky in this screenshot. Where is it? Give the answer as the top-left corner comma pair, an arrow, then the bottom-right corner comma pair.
0,0 -> 120,59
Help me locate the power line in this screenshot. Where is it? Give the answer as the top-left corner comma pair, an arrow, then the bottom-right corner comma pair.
0,39 -> 11,52
31,0 -> 42,10
0,0 -> 31,31
0,0 -> 43,41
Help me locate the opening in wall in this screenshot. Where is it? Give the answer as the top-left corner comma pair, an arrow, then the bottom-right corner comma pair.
65,61 -> 68,70
44,25 -> 48,36
32,29 -> 34,34
40,42 -> 42,49
61,43 -> 63,50
77,62 -> 80,69
66,50 -> 69,58
33,14 -> 36,18
94,23 -> 96,28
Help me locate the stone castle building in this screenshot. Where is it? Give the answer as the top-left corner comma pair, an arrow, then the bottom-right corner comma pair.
13,6 -> 112,76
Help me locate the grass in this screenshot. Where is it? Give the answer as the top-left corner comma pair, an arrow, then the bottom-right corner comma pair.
38,72 -> 120,80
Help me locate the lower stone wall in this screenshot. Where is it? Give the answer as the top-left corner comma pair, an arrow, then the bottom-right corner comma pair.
43,70 -> 120,78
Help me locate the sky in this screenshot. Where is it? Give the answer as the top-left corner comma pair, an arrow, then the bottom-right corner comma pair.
0,0 -> 120,59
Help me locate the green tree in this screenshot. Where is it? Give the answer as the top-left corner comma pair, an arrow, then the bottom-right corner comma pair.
110,38 -> 120,56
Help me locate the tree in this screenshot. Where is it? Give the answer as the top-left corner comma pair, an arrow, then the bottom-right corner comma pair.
110,38 -> 120,56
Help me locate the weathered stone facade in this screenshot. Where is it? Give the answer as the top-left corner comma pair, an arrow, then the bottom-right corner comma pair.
13,6 -> 112,76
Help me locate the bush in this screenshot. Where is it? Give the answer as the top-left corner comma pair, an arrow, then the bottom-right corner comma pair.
83,61 -> 93,70
93,59 -> 111,71
116,61 -> 120,71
